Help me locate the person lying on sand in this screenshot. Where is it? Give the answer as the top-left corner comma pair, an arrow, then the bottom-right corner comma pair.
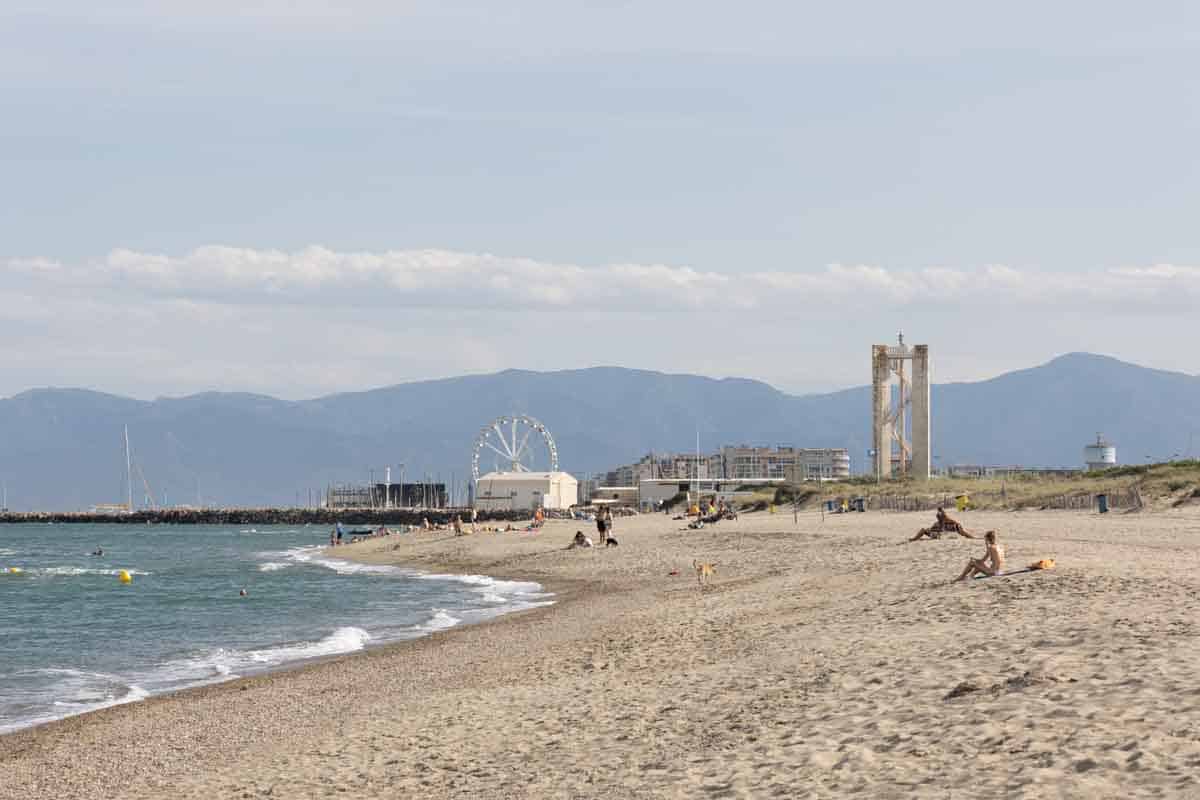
956,531 -> 1005,581
567,530 -> 594,549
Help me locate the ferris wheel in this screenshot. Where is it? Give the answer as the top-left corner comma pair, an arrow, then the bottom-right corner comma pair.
471,415 -> 559,481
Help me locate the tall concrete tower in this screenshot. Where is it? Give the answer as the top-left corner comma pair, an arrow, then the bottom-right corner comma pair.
871,335 -> 931,480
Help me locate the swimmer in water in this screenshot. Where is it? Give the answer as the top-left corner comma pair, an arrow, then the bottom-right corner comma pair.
92,547 -> 103,556
239,588 -> 247,597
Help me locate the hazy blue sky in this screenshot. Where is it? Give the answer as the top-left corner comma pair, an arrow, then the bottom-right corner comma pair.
2,2 -> 1197,399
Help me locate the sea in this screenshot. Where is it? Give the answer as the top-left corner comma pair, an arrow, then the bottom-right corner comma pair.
0,523 -> 551,734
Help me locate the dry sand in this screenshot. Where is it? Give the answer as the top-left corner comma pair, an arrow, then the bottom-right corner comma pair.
4,508 -> 1200,799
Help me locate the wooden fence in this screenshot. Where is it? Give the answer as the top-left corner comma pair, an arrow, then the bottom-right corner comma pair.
860,487 -> 1142,513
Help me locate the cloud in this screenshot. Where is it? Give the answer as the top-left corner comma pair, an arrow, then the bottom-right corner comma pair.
2,245 -> 1197,401
9,246 -> 1200,315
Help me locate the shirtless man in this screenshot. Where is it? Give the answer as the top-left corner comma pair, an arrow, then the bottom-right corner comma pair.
956,530 -> 1005,581
936,507 -> 975,537
911,507 -> 976,540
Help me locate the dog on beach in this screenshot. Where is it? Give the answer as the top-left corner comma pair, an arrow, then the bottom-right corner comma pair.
693,560 -> 716,588
605,537 -> 619,547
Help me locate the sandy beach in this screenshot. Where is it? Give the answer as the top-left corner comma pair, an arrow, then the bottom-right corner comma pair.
4,507 -> 1200,799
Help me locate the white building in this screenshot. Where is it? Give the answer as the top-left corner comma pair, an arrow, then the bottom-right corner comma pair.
473,471 -> 579,511
778,448 -> 852,481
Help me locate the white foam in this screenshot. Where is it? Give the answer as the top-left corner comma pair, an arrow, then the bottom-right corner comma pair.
258,562 -> 288,572
282,546 -> 404,576
415,609 -> 461,633
250,626 -> 372,663
417,572 -> 543,596
0,668 -> 150,733
136,627 -> 372,696
36,566 -> 152,577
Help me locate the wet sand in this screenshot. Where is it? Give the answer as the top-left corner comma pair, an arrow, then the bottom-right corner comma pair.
4,508 -> 1200,798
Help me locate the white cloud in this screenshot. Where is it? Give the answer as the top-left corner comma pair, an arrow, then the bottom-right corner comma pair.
2,245 -> 1197,400
11,246 -> 1200,315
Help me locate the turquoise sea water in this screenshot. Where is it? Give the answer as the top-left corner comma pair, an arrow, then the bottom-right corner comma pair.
0,523 -> 550,733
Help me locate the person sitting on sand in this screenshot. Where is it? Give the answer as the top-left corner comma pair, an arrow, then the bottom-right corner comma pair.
568,530 -> 593,549
909,526 -> 942,541
956,531 -> 1005,581
935,507 -> 975,537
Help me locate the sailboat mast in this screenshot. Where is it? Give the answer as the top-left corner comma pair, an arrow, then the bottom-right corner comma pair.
124,425 -> 133,511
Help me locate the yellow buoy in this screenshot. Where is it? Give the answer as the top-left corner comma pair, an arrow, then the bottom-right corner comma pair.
6,566 -> 23,575
118,569 -> 132,584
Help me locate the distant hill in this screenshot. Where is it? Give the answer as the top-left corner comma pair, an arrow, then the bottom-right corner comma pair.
0,353 -> 1196,510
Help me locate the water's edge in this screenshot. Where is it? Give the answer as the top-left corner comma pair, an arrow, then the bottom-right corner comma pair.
0,545 -> 556,736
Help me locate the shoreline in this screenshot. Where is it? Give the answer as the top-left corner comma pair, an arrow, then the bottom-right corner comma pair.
0,535 -> 569,738
5,509 -> 1200,798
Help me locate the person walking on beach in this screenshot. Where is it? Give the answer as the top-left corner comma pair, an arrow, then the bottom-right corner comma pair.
595,505 -> 609,545
956,531 -> 1005,581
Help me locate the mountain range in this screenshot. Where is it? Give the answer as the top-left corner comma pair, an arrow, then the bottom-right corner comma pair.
1,353 -> 1197,510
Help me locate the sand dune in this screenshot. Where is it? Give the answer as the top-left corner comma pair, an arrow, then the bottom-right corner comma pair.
4,508 -> 1200,798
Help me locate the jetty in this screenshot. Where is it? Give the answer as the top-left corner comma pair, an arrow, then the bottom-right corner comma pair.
0,507 -> 538,526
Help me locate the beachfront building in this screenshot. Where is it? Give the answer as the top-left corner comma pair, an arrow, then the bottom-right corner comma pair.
721,446 -> 850,480
604,452 -> 719,486
474,471 -> 579,512
638,477 -> 785,509
777,448 -> 853,481
606,446 -> 850,487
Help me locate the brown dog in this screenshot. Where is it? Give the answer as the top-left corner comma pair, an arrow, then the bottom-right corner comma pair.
693,560 -> 717,588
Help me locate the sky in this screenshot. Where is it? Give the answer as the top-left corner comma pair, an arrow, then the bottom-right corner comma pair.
2,1 -> 1198,400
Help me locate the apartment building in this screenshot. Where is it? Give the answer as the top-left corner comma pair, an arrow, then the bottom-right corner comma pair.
605,445 -> 851,487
